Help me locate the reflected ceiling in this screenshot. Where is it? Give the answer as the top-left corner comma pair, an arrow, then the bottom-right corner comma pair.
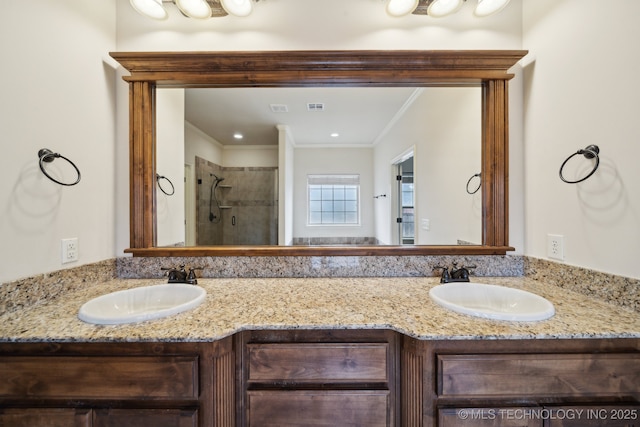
184,87 -> 419,146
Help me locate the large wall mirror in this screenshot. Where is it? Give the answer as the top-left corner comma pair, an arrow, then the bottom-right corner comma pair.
111,50 -> 527,257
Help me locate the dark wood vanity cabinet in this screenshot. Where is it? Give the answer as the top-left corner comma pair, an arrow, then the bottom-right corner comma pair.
1,333 -> 639,426
402,337 -> 640,427
236,329 -> 400,427
0,339 -> 235,427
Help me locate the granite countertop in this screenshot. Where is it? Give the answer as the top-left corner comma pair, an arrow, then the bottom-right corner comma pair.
1,277 -> 639,342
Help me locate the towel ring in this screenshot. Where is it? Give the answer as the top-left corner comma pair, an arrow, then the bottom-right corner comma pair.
157,174 -> 175,196
466,173 -> 481,194
559,145 -> 600,184
38,149 -> 81,186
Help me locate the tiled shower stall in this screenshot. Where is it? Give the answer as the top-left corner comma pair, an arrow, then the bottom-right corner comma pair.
195,157 -> 278,245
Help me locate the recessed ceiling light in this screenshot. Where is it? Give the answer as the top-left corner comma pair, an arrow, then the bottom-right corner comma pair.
330,133 -> 340,138
233,133 -> 244,140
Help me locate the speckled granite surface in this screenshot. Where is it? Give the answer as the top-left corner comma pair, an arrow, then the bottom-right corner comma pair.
526,257 -> 640,312
0,259 -> 116,316
2,255 -> 523,317
1,276 -> 638,343
116,255 -> 525,279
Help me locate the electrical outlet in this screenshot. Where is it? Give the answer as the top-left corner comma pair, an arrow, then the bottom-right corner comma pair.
62,238 -> 78,264
547,234 -> 564,261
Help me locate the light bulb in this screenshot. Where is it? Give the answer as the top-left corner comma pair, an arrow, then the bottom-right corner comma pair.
130,0 -> 168,20
175,0 -> 212,19
474,0 -> 511,17
386,0 -> 419,17
220,0 -> 253,17
427,0 -> 464,18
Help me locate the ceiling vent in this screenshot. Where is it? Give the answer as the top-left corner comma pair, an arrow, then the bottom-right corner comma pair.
269,104 -> 289,113
307,103 -> 325,111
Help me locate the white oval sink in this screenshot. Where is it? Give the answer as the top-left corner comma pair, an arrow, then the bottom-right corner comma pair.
429,282 -> 555,321
78,284 -> 206,325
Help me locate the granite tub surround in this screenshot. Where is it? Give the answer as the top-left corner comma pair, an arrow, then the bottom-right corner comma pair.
1,276 -> 639,343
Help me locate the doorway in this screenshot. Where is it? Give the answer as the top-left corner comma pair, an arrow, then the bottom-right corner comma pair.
396,157 -> 415,245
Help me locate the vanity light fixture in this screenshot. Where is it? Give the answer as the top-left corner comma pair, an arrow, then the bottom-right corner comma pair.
130,0 -> 509,20
130,0 -> 259,19
387,0 -> 512,18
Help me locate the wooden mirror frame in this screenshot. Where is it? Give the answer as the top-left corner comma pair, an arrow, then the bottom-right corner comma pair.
111,50 -> 527,257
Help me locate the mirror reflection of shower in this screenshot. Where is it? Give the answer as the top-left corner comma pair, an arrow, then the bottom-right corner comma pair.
195,157 -> 278,246
209,174 -> 225,223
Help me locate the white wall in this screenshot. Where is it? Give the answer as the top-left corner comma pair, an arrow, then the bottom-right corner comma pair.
374,87 -> 483,246
222,146 -> 278,168
185,121 -> 224,167
293,148 -> 374,240
0,1 -> 116,283
185,122 -> 278,169
156,89 -> 186,246
278,126 -> 295,246
523,0 -> 640,278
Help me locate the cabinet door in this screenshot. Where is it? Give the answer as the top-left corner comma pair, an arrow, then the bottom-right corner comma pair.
0,408 -> 91,427
248,390 -> 390,427
545,406 -> 639,427
439,408 -> 542,427
92,409 -> 197,427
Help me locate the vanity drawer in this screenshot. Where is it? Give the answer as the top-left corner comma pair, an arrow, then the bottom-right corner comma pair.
247,390 -> 390,426
93,408 -> 198,427
438,407 -> 542,427
0,408 -> 92,427
438,353 -> 640,397
247,343 -> 389,383
0,356 -> 198,400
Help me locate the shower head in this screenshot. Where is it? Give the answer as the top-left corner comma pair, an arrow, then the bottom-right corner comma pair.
212,174 -> 225,189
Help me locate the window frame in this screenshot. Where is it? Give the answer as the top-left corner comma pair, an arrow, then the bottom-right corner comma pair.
307,174 -> 361,227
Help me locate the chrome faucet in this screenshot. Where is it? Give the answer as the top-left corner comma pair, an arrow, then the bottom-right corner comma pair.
161,265 -> 202,285
433,262 -> 476,283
